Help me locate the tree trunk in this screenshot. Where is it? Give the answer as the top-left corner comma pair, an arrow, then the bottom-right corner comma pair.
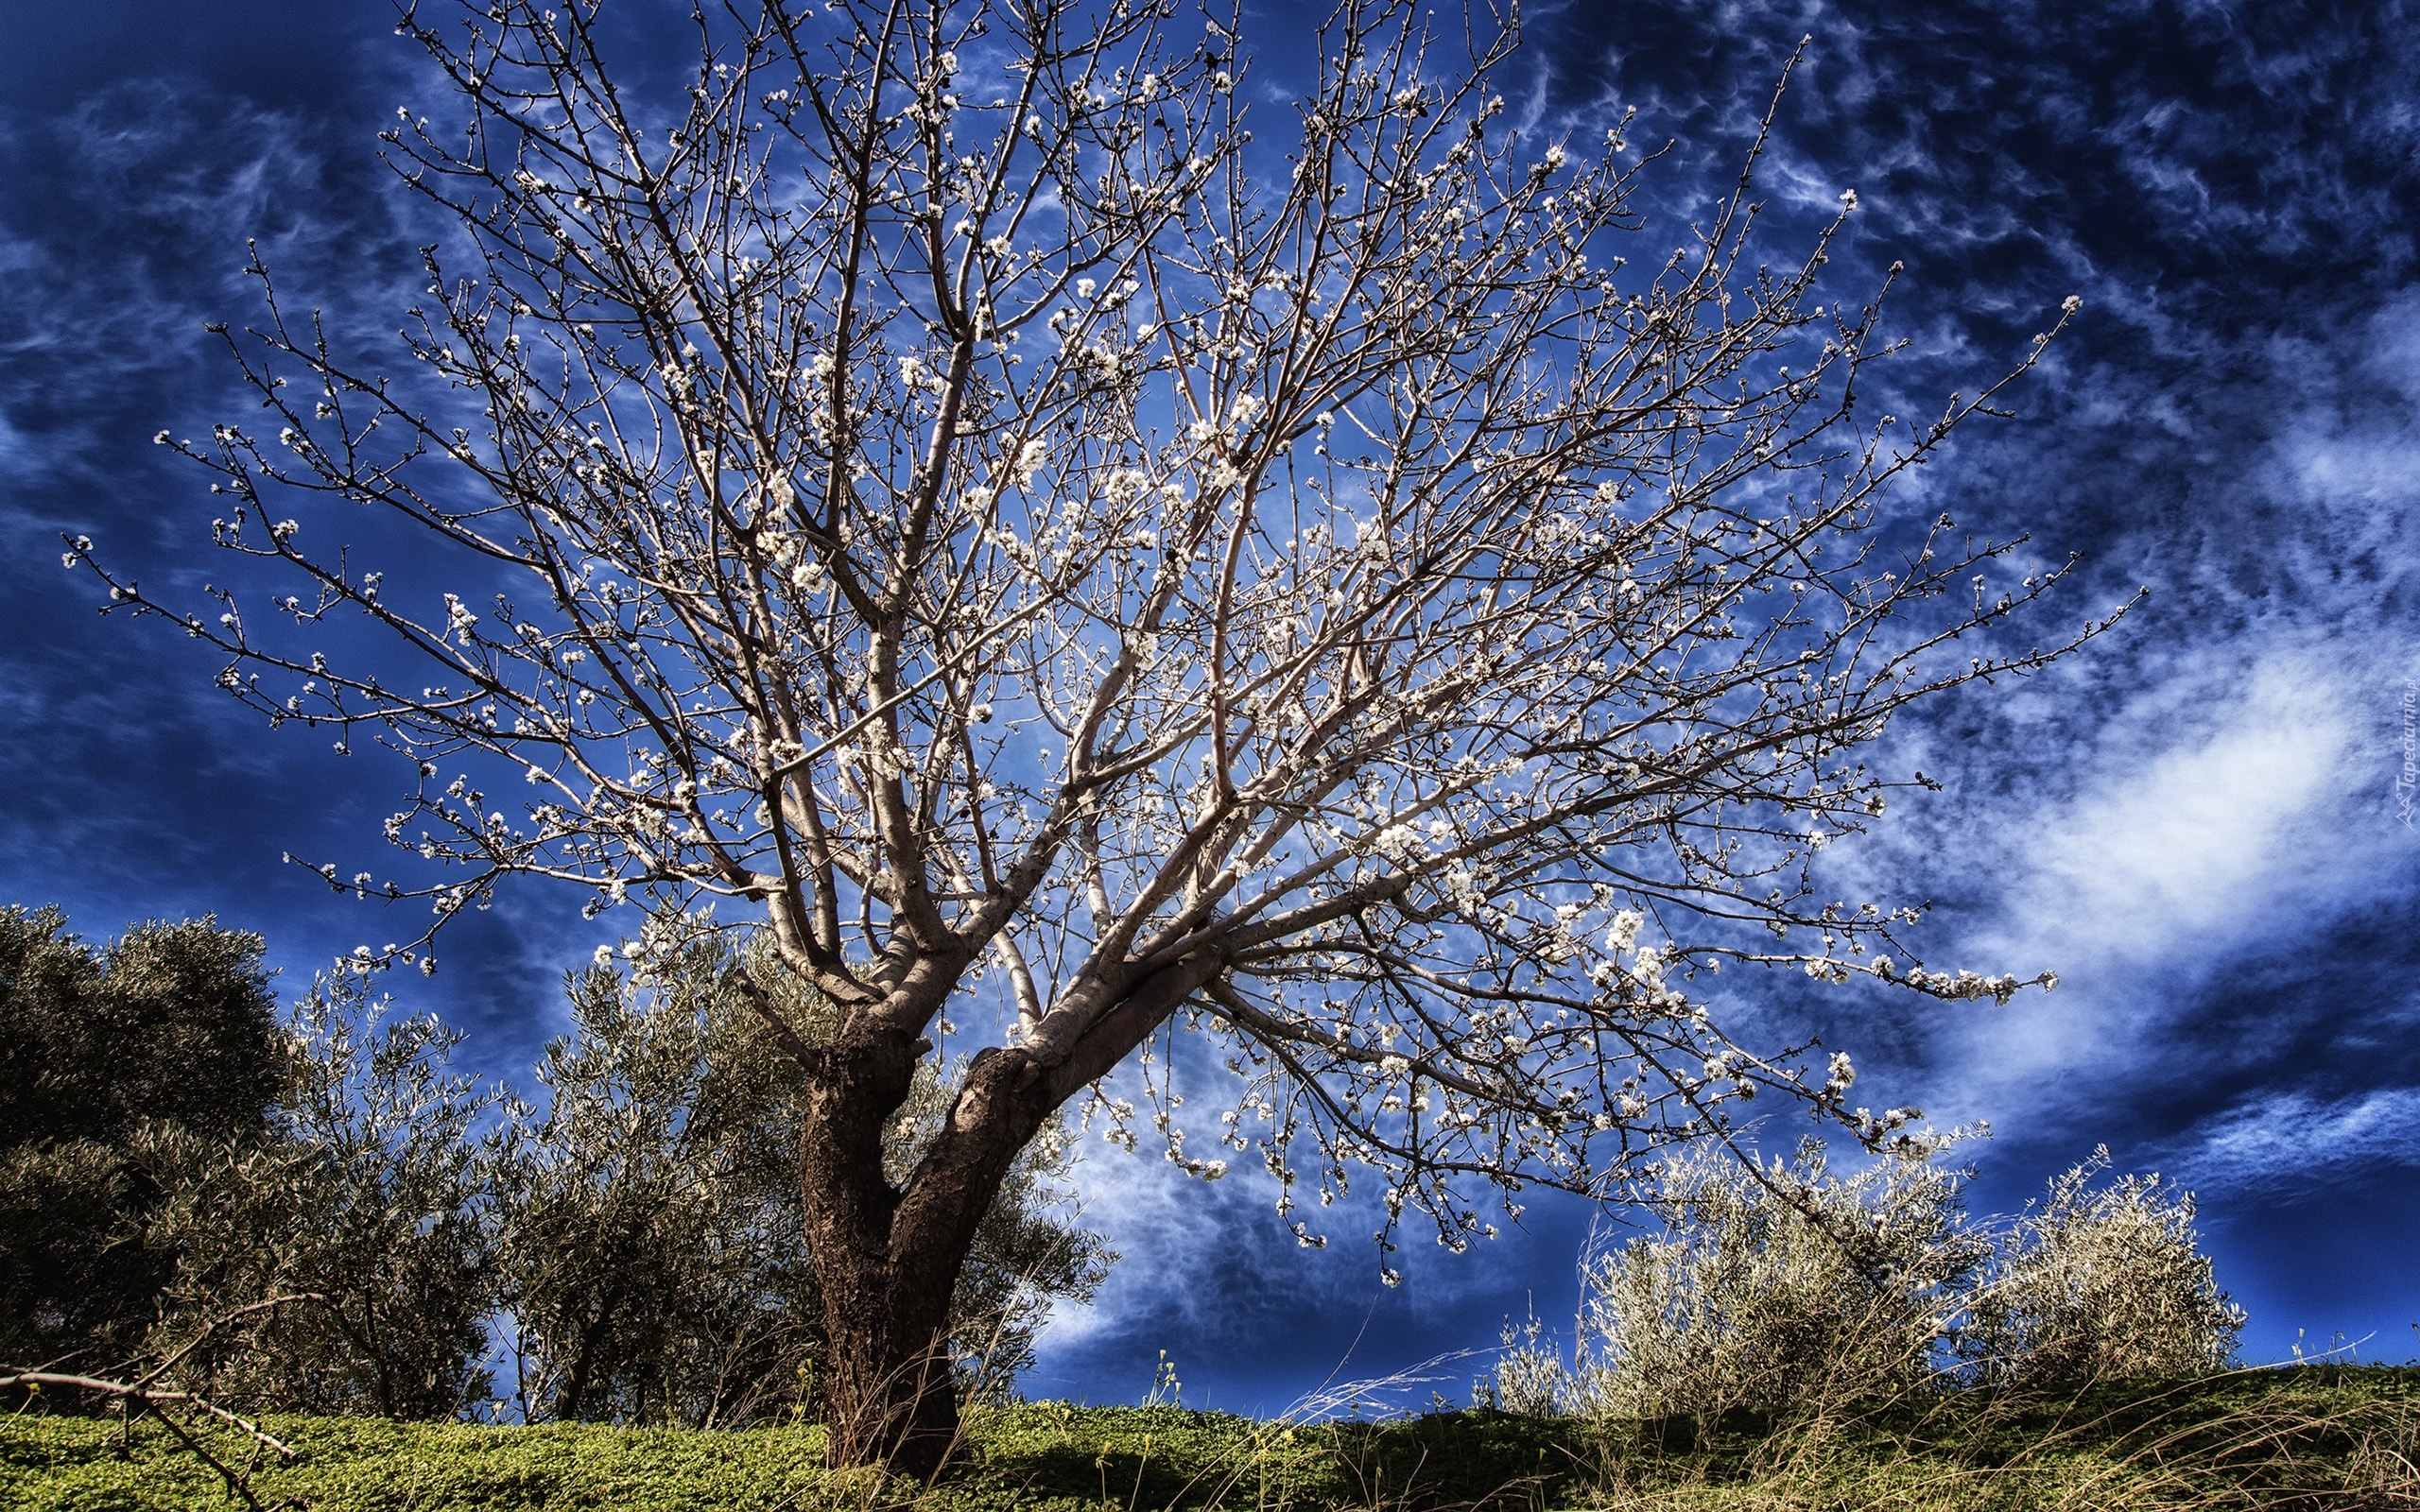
799,1030 -> 1055,1475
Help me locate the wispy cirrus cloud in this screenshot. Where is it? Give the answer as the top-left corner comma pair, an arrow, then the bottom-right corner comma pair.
1916,649 -> 2375,1115
0,79 -> 414,499
2156,1089 -> 2420,1196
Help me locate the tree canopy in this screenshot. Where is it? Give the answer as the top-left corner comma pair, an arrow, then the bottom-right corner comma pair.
0,906 -> 281,1151
0,907 -> 281,1373
74,0 -> 2126,1466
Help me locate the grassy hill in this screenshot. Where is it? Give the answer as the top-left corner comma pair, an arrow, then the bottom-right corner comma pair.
4,1368 -> 2413,1510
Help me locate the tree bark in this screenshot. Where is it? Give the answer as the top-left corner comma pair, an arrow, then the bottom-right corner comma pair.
795,952 -> 1222,1472
799,1028 -> 1056,1475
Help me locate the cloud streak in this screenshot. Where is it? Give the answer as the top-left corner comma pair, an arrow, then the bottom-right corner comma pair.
2157,1089 -> 2420,1197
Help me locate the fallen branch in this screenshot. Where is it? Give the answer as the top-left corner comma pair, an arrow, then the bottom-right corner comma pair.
2,1292 -> 325,1510
0,1369 -> 302,1461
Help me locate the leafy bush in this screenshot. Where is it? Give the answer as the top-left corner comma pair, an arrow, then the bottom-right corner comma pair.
0,907 -> 281,1378
1963,1145 -> 2243,1385
1481,1134 -> 2243,1422
1574,1135 -> 1988,1421
134,972 -> 497,1418
0,906 -> 284,1151
4,905 -> 1115,1426
488,947 -> 820,1427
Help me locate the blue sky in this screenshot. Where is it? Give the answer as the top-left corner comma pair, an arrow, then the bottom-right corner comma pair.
2,0 -> 2414,1415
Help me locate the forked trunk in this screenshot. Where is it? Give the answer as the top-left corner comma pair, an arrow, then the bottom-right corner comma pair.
799,1031 -> 1056,1475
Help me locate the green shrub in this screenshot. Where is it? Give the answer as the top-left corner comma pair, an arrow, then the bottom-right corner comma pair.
4,908 -> 1115,1429
0,912 -> 490,1417
1485,1136 -> 2248,1426
0,907 -> 282,1379
1963,1145 -> 2244,1385
134,972 -> 497,1418
1571,1135 -> 1988,1421
0,907 -> 283,1152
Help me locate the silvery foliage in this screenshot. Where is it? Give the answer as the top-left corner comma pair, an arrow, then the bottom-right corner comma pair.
1568,1134 -> 1989,1419
1478,1312 -> 1574,1418
1963,1146 -> 2243,1386
1478,1138 -> 2240,1418
139,973 -> 497,1419
74,0 -> 2126,1260
491,937 -> 1105,1425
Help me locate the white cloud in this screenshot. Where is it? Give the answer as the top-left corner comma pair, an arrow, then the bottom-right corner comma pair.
1034,1143 -> 1250,1351
2266,298 -> 2420,513
2156,1089 -> 2420,1196
1032,1084 -> 1530,1373
2001,660 -> 2349,951
1902,647 -> 2380,1125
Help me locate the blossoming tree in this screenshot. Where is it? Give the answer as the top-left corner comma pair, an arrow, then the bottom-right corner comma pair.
76,0 -> 2127,1468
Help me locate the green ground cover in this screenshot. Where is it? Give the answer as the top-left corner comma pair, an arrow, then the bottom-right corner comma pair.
4,1368 -> 2413,1511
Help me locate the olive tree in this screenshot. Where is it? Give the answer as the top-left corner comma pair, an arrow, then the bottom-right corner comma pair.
0,908 -> 283,1380
1964,1148 -> 2242,1385
136,973 -> 496,1420
1573,1135 -> 1990,1422
76,0 -> 2124,1468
